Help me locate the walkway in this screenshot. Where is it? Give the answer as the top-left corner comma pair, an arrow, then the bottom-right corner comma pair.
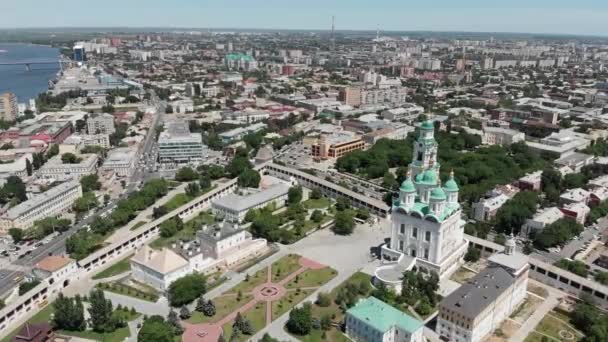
508,281 -> 561,342
181,256 -> 327,342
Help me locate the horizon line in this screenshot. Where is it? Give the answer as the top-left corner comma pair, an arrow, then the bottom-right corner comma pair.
0,26 -> 606,39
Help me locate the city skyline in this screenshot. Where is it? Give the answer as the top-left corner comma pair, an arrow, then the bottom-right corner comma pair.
1,0 -> 608,36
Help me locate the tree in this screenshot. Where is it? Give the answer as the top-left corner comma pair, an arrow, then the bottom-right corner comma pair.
25,158 -> 32,176
534,219 -> 583,249
179,305 -> 191,319
61,152 -> 82,164
0,176 -> 27,203
80,174 -> 102,192
237,168 -> 260,188
555,259 -> 588,277
226,156 -> 252,178
185,182 -> 200,197
199,174 -> 211,190
88,289 -> 114,332
47,144 -> 59,158
286,302 -> 313,335
203,299 -> 216,317
175,167 -> 198,182
153,206 -> 168,219
310,188 -> 322,200
138,316 -> 175,342
316,292 -> 331,307
168,273 -> 207,306
310,210 -> 324,223
494,233 -> 507,246
52,294 -> 86,331
8,228 -> 23,243
464,246 -> 481,262
73,192 -> 99,213
288,186 -> 303,205
233,312 -> 253,335
260,333 -> 280,342
167,309 -> 183,335
332,210 -> 355,235
335,197 -> 350,211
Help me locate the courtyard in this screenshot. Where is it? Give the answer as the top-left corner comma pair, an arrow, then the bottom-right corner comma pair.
182,254 -> 336,342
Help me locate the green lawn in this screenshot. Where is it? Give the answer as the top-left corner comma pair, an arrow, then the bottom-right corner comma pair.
227,267 -> 268,295
164,193 -> 195,211
1,303 -> 55,342
130,221 -> 148,231
524,310 -> 584,342
92,255 -> 133,280
97,282 -> 159,302
150,211 -> 215,250
303,198 -> 331,209
271,254 -> 302,283
221,301 -> 267,342
272,289 -> 315,320
188,293 -> 254,324
285,267 -> 337,289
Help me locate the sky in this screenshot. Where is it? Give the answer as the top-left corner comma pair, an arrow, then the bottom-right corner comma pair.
1,0 -> 608,36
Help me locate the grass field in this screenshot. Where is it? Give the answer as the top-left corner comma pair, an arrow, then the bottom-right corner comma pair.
524,310 -> 584,342
285,267 -> 337,289
272,288 -> 316,320
271,254 -> 302,283
188,293 -> 254,324
302,198 -> 331,209
97,282 -> 159,302
129,220 -> 148,231
92,255 -> 132,280
220,301 -> 267,342
227,267 -> 269,295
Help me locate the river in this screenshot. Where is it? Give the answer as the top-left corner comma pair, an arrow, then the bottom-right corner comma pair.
0,43 -> 61,103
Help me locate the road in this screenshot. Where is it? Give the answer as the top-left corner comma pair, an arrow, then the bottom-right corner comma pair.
0,95 -> 166,297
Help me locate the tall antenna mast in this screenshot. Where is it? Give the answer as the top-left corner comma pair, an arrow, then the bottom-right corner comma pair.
331,16 -> 335,51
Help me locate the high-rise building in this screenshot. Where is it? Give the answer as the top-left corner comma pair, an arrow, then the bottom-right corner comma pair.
0,92 -> 18,121
73,45 -> 86,62
87,113 -> 115,135
375,121 -> 468,289
339,86 -> 362,107
158,121 -> 205,168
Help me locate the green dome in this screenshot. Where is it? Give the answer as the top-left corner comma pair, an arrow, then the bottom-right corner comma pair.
430,187 -> 447,200
444,178 -> 459,191
400,179 -> 416,192
421,169 -> 438,184
421,120 -> 435,130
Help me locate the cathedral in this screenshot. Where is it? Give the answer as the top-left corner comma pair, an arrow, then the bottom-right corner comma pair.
376,120 -> 469,290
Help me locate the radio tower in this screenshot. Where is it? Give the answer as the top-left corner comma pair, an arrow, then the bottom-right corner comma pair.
330,16 -> 335,51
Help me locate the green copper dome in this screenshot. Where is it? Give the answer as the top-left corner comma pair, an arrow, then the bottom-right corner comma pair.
430,187 -> 447,200
421,169 -> 438,184
421,120 -> 435,130
400,179 -> 416,192
444,178 -> 459,191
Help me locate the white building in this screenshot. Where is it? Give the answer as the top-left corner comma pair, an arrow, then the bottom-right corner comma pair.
0,180 -> 83,234
101,147 -> 138,178
472,194 -> 510,222
222,109 -> 270,123
131,220 -> 267,291
437,237 -> 529,342
381,104 -> 425,121
482,126 -> 525,146
345,296 -> 424,342
211,184 -> 290,222
37,154 -> 98,181
0,154 -> 31,180
33,255 -> 78,290
87,113 -> 115,135
376,121 -> 468,290
526,131 -> 591,158
522,207 -> 564,237
158,121 -> 205,169
63,134 -> 111,149
218,123 -> 267,144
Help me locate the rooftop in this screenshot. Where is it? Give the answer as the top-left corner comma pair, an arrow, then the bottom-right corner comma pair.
4,180 -> 81,219
348,297 -> 423,334
212,184 -> 290,213
131,245 -> 189,275
34,255 -> 74,272
440,266 -> 516,319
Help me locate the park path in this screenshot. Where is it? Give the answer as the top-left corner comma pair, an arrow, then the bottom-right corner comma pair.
182,256 -> 324,342
508,282 -> 560,342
